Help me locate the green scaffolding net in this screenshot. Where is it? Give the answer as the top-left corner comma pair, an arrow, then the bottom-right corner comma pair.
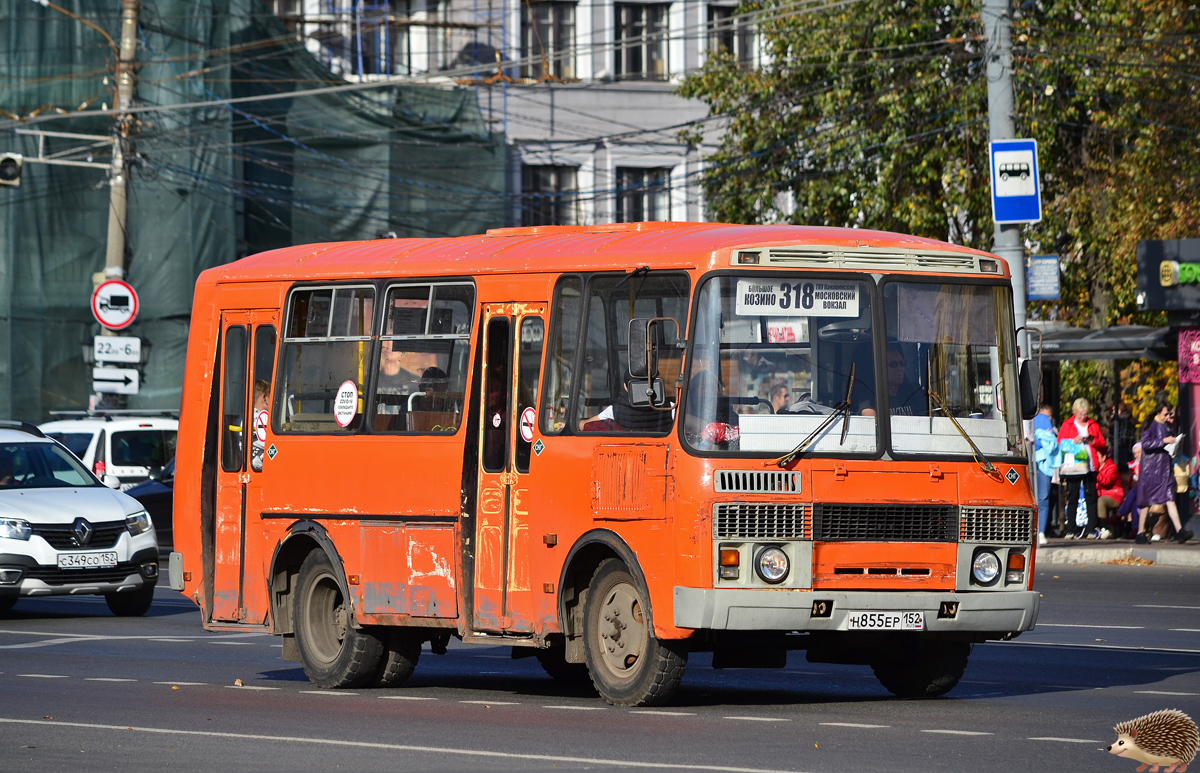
0,0 -> 507,420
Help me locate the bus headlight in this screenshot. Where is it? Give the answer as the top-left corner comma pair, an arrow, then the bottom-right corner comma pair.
125,511 -> 152,536
0,519 -> 31,541
755,546 -> 790,584
972,550 -> 1000,585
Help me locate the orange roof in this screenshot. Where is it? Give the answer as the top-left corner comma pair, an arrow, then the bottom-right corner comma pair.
202,222 -> 1000,284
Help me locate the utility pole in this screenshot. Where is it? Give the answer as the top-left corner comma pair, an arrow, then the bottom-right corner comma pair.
982,0 -> 1028,355
103,0 -> 139,289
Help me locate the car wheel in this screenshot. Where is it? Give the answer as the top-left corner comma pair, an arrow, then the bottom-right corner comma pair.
582,559 -> 686,706
105,585 -> 155,617
293,550 -> 383,688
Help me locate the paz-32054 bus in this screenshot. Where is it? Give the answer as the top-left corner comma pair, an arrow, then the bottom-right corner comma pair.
170,222 -> 1040,706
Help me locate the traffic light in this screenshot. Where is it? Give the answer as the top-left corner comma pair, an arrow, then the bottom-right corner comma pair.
0,153 -> 21,187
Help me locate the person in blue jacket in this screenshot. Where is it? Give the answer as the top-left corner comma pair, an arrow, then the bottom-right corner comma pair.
1032,403 -> 1060,545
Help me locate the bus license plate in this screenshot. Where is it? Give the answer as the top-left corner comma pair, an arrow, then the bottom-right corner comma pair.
57,552 -> 118,570
846,611 -> 924,630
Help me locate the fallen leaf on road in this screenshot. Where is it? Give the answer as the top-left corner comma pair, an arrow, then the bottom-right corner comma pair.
1103,556 -> 1154,565
234,678 -> 243,686
42,716 -> 52,720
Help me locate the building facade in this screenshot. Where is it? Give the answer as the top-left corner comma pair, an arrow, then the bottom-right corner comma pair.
270,0 -> 752,226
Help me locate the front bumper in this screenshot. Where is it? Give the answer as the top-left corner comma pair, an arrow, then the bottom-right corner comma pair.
0,547 -> 159,598
674,586 -> 1040,634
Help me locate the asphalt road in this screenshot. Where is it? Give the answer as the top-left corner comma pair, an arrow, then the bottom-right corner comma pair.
2,563 -> 1199,772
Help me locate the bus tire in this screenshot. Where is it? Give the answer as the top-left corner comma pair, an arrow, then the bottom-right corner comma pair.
370,628 -> 421,688
535,637 -> 592,688
105,585 -> 155,617
871,640 -> 969,698
583,559 -> 686,706
294,549 -> 383,689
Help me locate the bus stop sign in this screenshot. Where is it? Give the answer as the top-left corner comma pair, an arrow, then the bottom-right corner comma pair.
92,280 -> 140,330
989,139 -> 1042,225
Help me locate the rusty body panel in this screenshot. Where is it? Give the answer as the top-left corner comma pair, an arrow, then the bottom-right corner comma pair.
173,222 -> 1033,651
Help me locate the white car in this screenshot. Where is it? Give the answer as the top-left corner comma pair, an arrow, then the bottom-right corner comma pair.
40,413 -> 177,491
0,422 -> 159,616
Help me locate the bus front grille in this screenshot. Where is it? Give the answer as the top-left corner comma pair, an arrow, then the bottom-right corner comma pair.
813,504 -> 958,542
713,503 -> 811,540
960,506 -> 1034,543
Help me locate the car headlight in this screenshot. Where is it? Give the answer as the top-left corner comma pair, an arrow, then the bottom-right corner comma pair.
0,518 -> 31,541
754,546 -> 790,584
125,511 -> 152,536
972,550 -> 1001,585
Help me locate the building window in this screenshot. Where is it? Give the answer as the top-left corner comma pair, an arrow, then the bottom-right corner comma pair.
615,167 -> 670,222
707,5 -> 754,68
522,165 -> 580,226
428,0 -> 453,71
269,0 -> 302,34
389,0 -> 412,75
615,4 -> 668,81
522,2 -> 575,79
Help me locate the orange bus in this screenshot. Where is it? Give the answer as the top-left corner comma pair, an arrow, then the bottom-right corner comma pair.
170,222 -> 1042,706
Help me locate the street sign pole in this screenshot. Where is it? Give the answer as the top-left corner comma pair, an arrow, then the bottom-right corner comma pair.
983,0 -> 1028,358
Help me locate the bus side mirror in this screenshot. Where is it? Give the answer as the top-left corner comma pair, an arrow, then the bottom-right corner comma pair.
628,317 -> 681,379
1019,360 -> 1039,420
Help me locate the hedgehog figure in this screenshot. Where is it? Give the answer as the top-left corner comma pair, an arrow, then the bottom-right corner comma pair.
1107,709 -> 1199,772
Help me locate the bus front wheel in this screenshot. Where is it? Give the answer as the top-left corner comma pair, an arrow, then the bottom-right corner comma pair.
871,639 -> 969,698
583,559 -> 686,706
294,549 -> 384,688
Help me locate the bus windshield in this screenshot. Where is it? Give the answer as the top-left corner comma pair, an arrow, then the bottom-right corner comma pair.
883,280 -> 1022,458
684,274 -> 879,454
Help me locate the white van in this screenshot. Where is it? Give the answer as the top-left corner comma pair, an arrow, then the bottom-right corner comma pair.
39,413 -> 178,491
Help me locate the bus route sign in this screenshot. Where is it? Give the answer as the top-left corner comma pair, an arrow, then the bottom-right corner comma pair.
989,139 -> 1042,225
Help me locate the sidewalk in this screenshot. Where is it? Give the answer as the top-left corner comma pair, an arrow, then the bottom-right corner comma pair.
1038,536 -> 1200,567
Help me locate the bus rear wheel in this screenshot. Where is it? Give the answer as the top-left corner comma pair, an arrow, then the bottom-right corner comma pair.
370,627 -> 422,688
294,550 -> 383,688
535,637 -> 592,688
871,639 -> 969,698
582,559 -> 686,706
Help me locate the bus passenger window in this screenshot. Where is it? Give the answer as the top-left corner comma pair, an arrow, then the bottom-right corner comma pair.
370,282 -> 474,434
575,272 -> 689,435
277,285 -> 375,433
516,317 -> 545,473
221,326 -> 248,471
540,276 -> 583,435
482,317 -> 512,472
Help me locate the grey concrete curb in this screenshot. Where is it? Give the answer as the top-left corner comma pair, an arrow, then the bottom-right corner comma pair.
1039,545 -> 1200,567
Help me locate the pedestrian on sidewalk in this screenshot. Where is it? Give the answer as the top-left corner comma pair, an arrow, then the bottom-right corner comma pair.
1095,447 -> 1126,538
1033,403 -> 1060,545
1137,403 -> 1193,544
1057,398 -> 1106,539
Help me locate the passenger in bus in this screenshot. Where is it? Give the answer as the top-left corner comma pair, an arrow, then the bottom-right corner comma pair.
769,383 -> 791,414
413,366 -> 451,412
860,344 -> 925,417
250,379 -> 270,471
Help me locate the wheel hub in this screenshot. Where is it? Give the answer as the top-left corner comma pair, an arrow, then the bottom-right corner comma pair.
598,583 -> 647,675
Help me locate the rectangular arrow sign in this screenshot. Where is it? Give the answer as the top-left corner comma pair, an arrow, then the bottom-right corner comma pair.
93,366 -> 139,395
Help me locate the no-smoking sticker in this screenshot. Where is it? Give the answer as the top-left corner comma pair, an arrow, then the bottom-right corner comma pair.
519,406 -> 536,443
254,409 -> 269,442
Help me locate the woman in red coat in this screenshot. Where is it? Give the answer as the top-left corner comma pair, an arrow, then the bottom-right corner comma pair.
1057,397 -> 1107,538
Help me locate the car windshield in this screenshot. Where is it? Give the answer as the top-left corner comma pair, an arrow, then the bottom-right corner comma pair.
684,274 -> 879,454
111,430 -> 177,467
883,281 -> 1022,457
45,432 -> 93,459
0,443 -> 98,489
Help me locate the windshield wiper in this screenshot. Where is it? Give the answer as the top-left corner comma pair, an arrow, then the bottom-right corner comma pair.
927,389 -> 999,477
773,364 -> 855,468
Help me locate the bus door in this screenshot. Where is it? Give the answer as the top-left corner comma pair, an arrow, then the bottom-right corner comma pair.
212,310 -> 278,624
473,303 -> 546,633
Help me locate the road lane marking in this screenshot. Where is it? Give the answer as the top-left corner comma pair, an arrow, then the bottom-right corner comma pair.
149,638 -> 191,642
1134,604 -> 1200,610
1029,737 -> 1100,743
632,710 -> 696,716
209,641 -> 255,646
0,718 -> 807,773
154,681 -> 206,686
0,629 -> 263,639
920,730 -> 992,736
1134,690 -> 1200,696
1037,624 -> 1144,629
998,641 -> 1200,655
820,722 -> 889,728
726,717 -> 789,723
543,705 -> 606,711
225,685 -> 279,691
460,700 -> 519,705
379,696 -> 436,701
1170,629 -> 1200,632
85,678 -> 136,682
17,674 -> 68,678
301,691 -> 357,696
